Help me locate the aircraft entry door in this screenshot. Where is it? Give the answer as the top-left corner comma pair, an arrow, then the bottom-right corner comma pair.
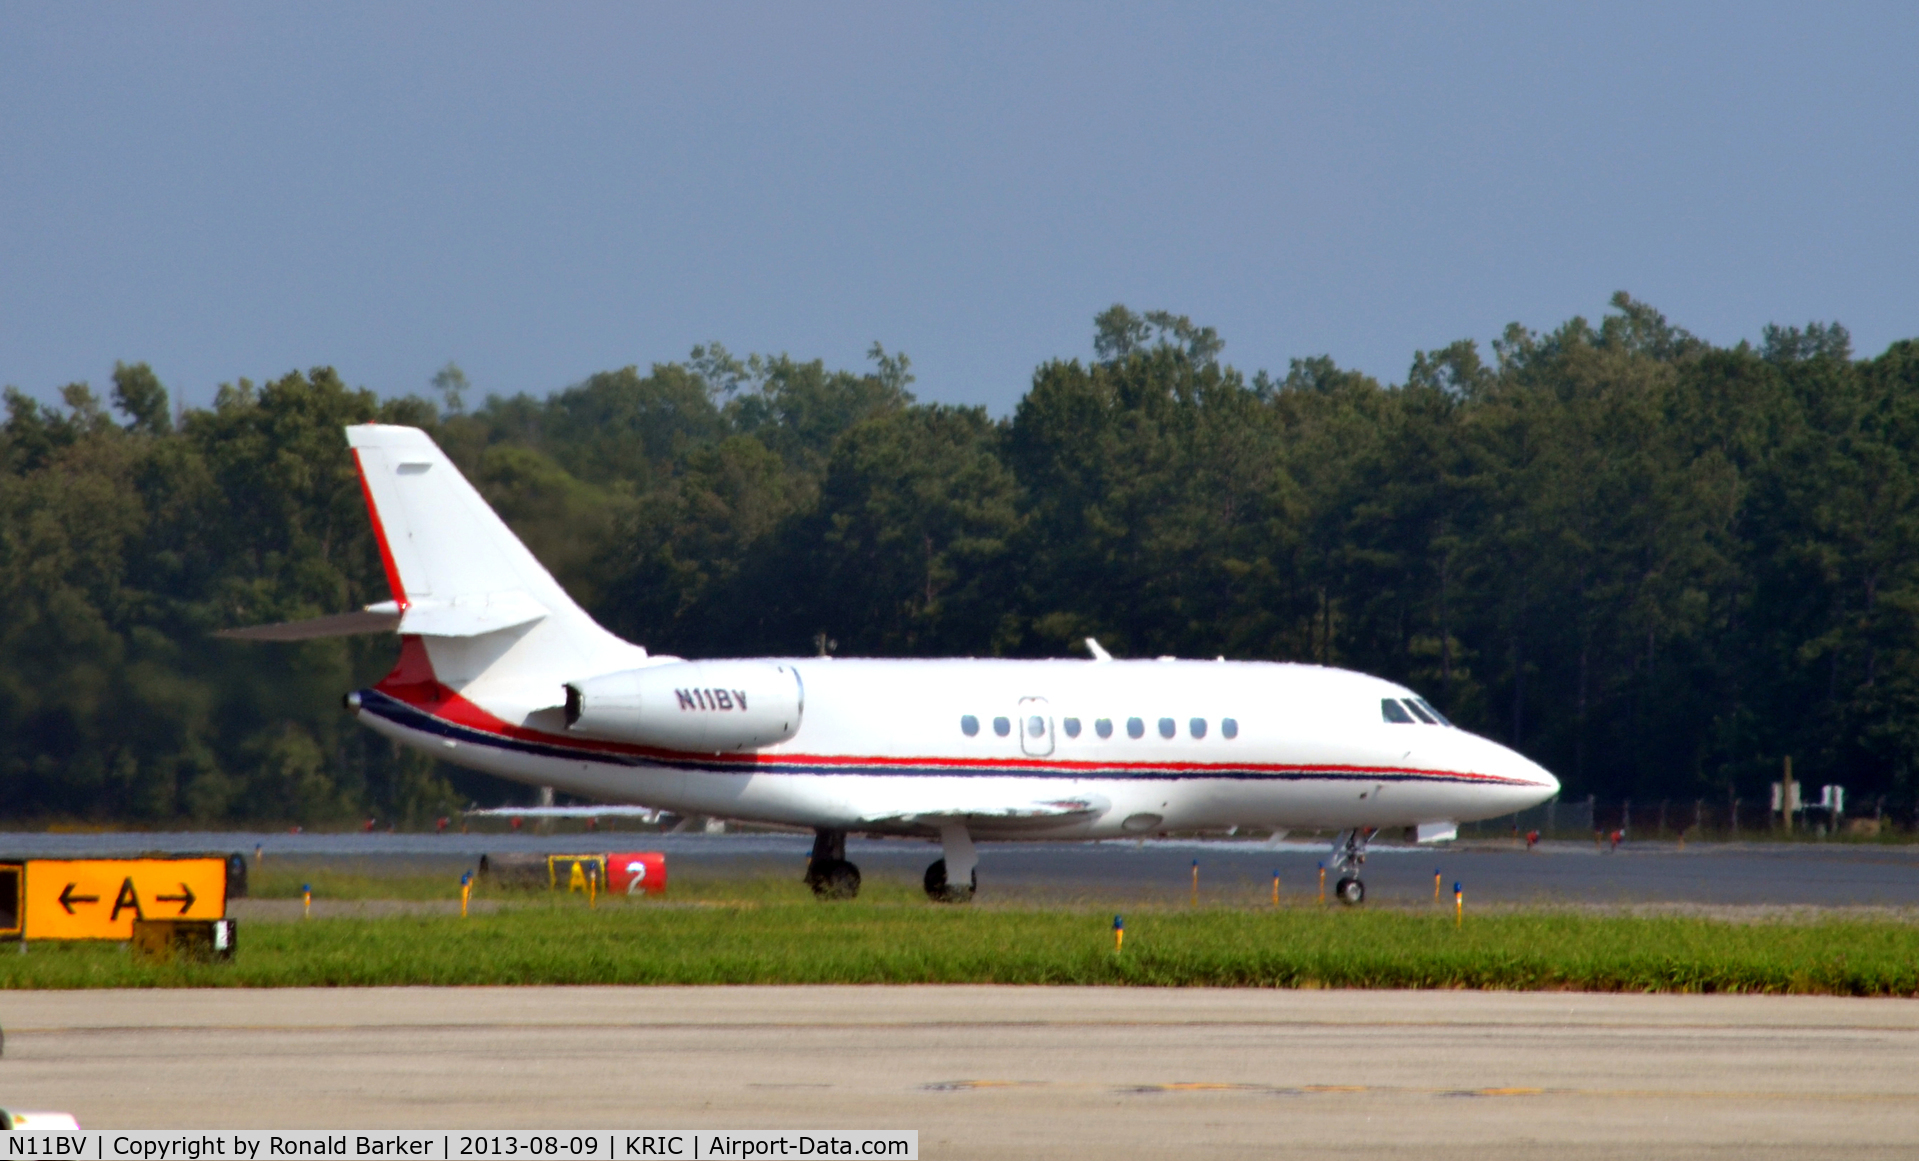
1018,696 -> 1055,757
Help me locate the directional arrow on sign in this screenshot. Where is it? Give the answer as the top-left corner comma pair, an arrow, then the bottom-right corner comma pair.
154,883 -> 197,914
58,883 -> 100,913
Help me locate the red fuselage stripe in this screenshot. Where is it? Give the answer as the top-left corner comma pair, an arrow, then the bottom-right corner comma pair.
371,678 -> 1533,785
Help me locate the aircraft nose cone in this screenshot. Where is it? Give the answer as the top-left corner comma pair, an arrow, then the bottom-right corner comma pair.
1513,752 -> 1560,805
1533,761 -> 1561,796
1476,736 -> 1557,802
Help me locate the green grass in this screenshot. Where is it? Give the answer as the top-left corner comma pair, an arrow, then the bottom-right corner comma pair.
5,890 -> 1918,994
248,860 -> 961,904
248,865 -> 474,901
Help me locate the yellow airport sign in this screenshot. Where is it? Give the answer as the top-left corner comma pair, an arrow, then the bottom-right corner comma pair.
546,853 -> 606,890
22,858 -> 227,941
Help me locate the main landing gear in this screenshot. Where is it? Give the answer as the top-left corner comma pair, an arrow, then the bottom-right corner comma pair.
807,824 -> 982,904
1330,827 -> 1375,906
923,823 -> 978,904
805,829 -> 861,900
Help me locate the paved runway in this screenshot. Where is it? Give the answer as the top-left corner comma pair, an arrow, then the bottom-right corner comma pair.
6,831 -> 1919,907
4,986 -> 1917,1159
815,836 -> 1919,909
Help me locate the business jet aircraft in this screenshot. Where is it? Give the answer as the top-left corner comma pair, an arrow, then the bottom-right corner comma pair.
225,425 -> 1559,904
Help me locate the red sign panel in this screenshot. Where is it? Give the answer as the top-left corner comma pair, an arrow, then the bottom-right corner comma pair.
607,851 -> 666,896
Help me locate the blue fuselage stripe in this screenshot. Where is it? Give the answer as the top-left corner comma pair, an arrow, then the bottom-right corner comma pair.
356,688 -> 1513,786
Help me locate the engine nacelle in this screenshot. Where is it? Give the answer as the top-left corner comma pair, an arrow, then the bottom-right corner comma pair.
563,661 -> 803,752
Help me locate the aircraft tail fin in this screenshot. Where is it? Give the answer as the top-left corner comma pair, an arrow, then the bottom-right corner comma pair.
342,425 -> 641,685
346,424 -> 575,617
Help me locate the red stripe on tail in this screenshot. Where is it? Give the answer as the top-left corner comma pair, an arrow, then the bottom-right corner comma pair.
352,448 -> 408,610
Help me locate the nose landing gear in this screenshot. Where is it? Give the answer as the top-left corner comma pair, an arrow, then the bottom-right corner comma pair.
1329,827 -> 1374,906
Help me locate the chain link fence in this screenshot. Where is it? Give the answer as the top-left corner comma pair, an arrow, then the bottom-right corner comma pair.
1460,795 -> 1905,840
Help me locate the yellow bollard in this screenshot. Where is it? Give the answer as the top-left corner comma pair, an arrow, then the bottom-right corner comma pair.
302,884 -> 311,920
1271,870 -> 1279,907
1434,869 -> 1442,903
1190,860 -> 1199,906
1317,862 -> 1326,906
1454,882 -> 1463,928
588,868 -> 598,909
459,871 -> 472,918
1113,915 -> 1124,953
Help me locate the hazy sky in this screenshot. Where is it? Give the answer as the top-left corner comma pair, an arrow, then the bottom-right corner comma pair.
3,3 -> 1915,414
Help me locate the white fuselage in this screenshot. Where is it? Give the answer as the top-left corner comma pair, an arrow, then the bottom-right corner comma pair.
353,653 -> 1559,840
331,422 -> 1557,847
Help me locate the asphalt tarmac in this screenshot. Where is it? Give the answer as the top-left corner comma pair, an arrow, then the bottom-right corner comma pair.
818,835 -> 1919,909
4,986 -> 1917,1159
5,830 -> 1917,908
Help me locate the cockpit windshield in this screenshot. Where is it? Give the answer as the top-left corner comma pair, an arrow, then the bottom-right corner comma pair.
1382,696 -> 1453,726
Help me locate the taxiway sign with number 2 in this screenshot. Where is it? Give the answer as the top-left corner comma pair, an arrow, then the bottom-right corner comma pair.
22,858 -> 227,940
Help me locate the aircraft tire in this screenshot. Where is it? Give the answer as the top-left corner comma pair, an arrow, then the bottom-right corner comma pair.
922,858 -> 977,904
809,859 -> 861,901
1334,876 -> 1365,906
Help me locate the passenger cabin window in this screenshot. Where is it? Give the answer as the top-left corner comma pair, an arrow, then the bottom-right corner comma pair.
1381,699 -> 1414,724
1221,717 -> 1239,739
993,716 -> 1012,737
961,715 -> 979,737
1158,717 -> 1176,739
1189,717 -> 1207,739
1096,718 -> 1114,739
1126,717 -> 1145,739
1415,697 -> 1452,726
1063,718 -> 1082,738
1404,699 -> 1437,724
1027,715 -> 1046,738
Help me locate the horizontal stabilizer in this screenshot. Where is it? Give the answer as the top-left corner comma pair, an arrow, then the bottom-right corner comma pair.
397,590 -> 548,637
216,610 -> 401,641
219,590 -> 547,642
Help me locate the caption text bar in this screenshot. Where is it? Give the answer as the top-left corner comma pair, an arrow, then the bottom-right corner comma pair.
4,1132 -> 916,1161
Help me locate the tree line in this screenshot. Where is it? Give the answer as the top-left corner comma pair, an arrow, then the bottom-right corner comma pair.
3,293 -> 1915,825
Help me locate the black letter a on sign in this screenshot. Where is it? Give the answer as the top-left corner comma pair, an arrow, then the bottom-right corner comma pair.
111,877 -> 143,921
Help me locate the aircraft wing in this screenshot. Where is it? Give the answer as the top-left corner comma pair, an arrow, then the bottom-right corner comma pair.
860,795 -> 1109,832
463,805 -> 665,820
